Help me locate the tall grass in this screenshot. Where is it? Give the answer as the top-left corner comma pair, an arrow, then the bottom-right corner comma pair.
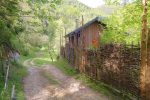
0,62 -> 27,100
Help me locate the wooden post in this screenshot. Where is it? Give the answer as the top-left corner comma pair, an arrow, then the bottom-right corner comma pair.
82,15 -> 84,26
4,65 -> 9,90
62,29 -> 64,46
140,0 -> 148,99
64,27 -> 67,44
75,19 -> 79,28
60,32 -> 62,55
11,85 -> 16,100
0,47 -> 5,80
146,29 -> 150,100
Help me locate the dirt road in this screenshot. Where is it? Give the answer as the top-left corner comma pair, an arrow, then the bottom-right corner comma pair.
23,59 -> 109,100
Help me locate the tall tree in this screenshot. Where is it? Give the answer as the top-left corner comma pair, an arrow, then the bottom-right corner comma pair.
140,0 -> 147,99
146,28 -> 150,100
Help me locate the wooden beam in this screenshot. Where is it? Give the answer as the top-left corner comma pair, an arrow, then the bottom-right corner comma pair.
82,15 -> 84,26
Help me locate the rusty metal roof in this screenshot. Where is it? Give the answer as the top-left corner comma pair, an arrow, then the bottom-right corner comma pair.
66,16 -> 105,37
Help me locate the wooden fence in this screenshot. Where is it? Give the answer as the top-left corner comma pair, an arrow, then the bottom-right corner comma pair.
86,44 -> 140,97
61,43 -> 140,98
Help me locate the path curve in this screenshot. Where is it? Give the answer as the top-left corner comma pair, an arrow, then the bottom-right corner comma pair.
23,59 -> 109,100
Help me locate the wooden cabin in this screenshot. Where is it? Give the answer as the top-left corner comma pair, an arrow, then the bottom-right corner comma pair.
64,17 -> 105,72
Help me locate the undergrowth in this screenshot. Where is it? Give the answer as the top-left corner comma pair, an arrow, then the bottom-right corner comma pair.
0,62 -> 27,100
0,52 -> 34,100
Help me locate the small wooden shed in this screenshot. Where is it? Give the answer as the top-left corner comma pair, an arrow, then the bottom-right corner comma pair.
64,17 -> 105,72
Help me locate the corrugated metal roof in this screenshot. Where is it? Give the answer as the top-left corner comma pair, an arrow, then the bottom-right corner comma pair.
66,16 -> 105,37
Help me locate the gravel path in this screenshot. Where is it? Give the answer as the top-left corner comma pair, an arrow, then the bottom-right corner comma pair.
23,59 -> 109,100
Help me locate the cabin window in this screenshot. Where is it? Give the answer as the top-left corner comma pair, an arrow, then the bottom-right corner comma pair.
71,36 -> 74,45
78,34 -> 80,37
69,37 -> 71,42
77,33 -> 80,46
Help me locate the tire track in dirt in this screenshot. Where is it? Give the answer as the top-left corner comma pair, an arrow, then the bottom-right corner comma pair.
23,59 -> 109,100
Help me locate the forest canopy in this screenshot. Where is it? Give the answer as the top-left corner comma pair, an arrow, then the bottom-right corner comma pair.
0,0 -> 147,54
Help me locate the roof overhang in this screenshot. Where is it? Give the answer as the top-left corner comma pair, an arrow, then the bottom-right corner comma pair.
65,16 -> 106,37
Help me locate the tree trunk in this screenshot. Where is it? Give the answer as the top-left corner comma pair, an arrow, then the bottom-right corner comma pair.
0,46 -> 5,81
48,51 -> 53,62
140,0 -> 147,99
60,32 -> 62,56
48,43 -> 54,62
64,27 -> 67,44
146,29 -> 150,100
62,29 -> 64,47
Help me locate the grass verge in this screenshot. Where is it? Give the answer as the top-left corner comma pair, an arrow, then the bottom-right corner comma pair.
0,62 -> 27,100
0,52 -> 36,100
50,59 -> 77,76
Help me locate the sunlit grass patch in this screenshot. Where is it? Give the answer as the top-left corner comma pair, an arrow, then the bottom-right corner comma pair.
34,59 -> 51,66
50,58 -> 77,76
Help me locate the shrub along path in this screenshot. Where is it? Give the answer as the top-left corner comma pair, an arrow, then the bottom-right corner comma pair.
23,59 -> 109,100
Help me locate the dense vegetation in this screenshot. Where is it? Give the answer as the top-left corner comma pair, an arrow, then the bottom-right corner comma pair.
0,0 -> 150,99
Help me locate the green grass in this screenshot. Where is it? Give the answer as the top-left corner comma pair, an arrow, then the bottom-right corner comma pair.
0,62 -> 27,100
50,58 -> 77,76
20,53 -> 36,64
0,52 -> 36,100
33,59 -> 51,66
10,62 -> 27,100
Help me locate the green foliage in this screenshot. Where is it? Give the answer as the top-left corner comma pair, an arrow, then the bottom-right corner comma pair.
0,62 -> 27,100
20,0 -> 62,53
9,63 -> 27,100
0,90 -> 10,100
101,1 -> 145,44
104,0 -> 120,5
0,0 -> 21,47
20,0 -> 105,54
